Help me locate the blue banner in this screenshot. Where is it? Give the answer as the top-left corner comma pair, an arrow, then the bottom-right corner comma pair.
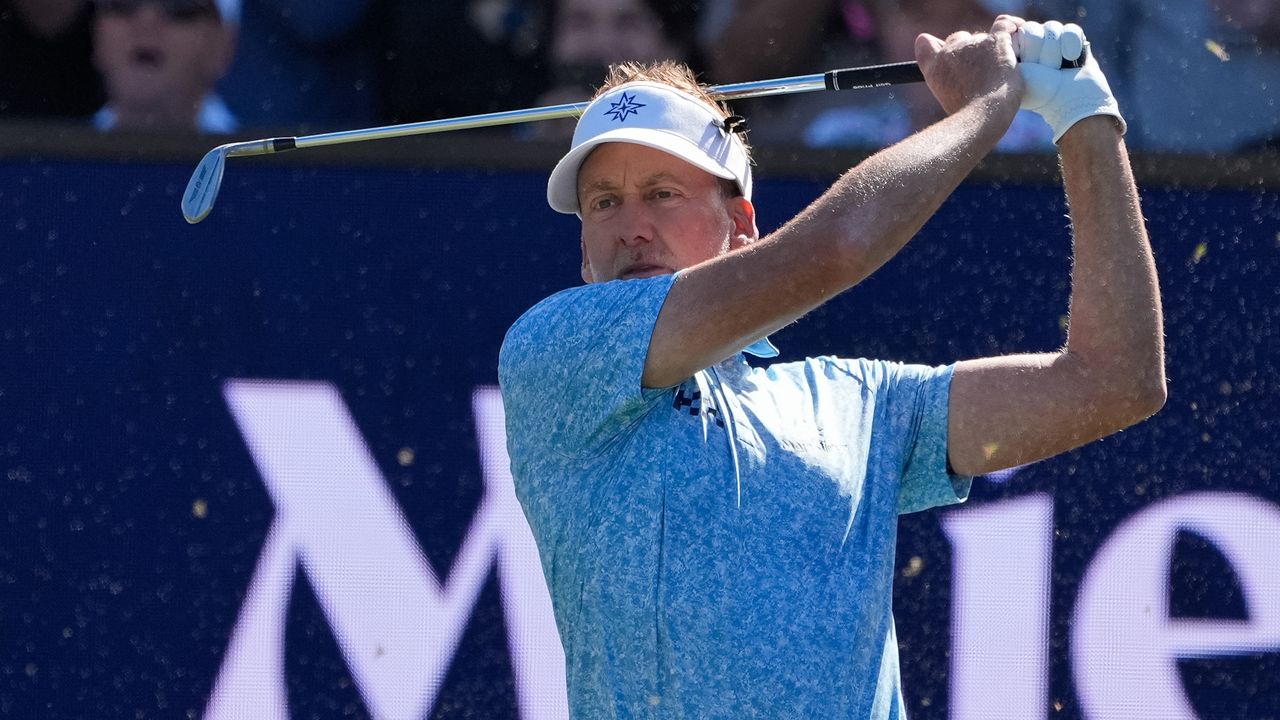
2,156 -> 1277,718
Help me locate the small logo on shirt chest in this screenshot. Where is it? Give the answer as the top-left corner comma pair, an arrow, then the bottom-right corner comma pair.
672,385 -> 726,428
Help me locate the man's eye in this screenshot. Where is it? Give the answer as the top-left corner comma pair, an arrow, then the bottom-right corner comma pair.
654,189 -> 675,200
592,197 -> 615,210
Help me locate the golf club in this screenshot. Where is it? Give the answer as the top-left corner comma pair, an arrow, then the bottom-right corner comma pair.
181,61 -> 926,224
182,45 -> 1086,224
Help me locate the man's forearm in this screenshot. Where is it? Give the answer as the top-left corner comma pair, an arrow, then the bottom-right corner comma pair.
946,117 -> 1165,475
1058,117 -> 1166,411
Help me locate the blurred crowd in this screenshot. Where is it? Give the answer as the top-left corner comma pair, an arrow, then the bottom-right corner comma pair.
1,0 -> 1276,152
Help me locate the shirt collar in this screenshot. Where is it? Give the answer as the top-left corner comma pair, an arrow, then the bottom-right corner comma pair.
744,336 -> 779,359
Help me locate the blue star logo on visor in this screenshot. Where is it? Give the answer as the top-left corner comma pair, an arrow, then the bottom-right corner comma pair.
604,92 -> 646,122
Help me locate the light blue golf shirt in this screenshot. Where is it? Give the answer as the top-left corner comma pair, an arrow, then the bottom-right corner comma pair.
498,273 -> 971,719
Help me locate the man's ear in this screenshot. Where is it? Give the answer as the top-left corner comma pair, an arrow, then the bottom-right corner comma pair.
579,237 -> 595,284
728,196 -> 759,250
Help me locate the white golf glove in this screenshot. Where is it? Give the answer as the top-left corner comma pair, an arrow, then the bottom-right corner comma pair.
1015,21 -> 1126,143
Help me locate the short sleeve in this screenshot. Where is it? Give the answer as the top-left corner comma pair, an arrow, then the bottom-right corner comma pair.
498,275 -> 675,463
882,362 -> 973,515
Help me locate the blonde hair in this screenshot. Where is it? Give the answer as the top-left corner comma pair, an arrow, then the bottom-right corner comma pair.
593,60 -> 754,163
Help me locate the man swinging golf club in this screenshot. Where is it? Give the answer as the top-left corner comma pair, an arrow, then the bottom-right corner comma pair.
499,14 -> 1166,719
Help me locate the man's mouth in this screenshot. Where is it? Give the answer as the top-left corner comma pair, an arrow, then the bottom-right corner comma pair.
619,264 -> 670,280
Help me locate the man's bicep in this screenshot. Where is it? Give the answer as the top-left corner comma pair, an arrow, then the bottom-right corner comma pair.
947,352 -> 1134,476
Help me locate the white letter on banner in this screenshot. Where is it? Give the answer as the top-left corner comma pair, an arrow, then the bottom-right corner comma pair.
1073,492 -> 1280,720
472,385 -> 569,718
942,493 -> 1053,720
204,380 -> 567,720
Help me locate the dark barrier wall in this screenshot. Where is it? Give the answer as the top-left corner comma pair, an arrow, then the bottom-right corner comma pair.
3,153 -> 1278,719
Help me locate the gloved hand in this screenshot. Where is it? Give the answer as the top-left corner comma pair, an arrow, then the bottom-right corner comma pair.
1015,20 -> 1126,143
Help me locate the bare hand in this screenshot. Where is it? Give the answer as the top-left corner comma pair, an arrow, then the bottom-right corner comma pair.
914,15 -> 1025,116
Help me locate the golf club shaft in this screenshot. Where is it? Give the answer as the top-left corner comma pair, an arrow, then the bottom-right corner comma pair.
183,60 -> 927,223
226,61 -> 925,159
183,47 -> 1088,222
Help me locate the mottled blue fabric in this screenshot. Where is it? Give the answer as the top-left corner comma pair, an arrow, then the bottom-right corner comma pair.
498,274 -> 971,719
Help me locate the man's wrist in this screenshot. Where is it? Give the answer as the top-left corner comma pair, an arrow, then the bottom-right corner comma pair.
963,87 -> 1022,145
1057,114 -> 1125,154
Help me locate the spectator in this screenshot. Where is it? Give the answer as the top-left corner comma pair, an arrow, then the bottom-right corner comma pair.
704,0 -> 1056,150
0,0 -> 104,117
1070,0 -> 1280,152
529,0 -> 703,141
218,0 -> 383,131
92,0 -> 238,133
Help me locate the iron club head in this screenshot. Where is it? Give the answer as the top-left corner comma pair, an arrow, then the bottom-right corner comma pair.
182,143 -> 230,224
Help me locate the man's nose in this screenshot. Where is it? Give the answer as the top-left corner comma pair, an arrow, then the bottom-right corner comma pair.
616,200 -> 653,247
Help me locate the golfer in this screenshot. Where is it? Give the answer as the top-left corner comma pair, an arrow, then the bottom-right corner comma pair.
499,15 -> 1164,719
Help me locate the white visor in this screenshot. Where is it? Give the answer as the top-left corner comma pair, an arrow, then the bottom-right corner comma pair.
546,81 -> 752,214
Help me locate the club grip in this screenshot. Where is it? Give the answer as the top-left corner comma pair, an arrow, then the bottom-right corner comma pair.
825,62 -> 924,90
824,45 -> 1090,92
